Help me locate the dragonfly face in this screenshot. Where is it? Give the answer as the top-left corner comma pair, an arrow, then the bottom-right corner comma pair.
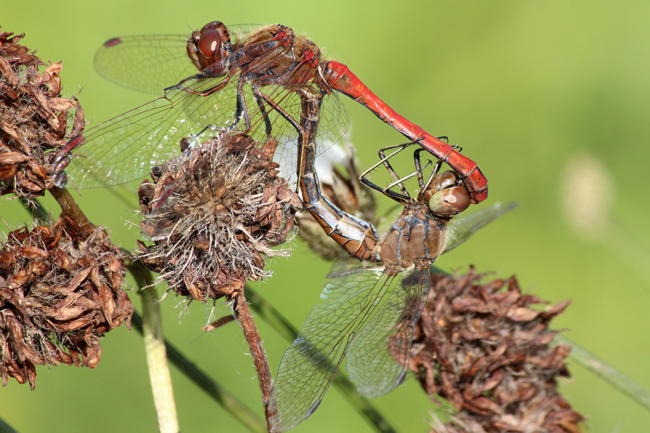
186,21 -> 232,71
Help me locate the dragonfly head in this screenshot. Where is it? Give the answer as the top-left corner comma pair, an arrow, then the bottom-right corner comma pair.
423,171 -> 471,219
187,21 -> 232,71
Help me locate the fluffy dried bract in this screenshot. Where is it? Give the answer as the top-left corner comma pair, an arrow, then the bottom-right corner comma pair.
0,30 -> 84,197
0,215 -> 132,389
137,133 -> 298,302
402,267 -> 583,433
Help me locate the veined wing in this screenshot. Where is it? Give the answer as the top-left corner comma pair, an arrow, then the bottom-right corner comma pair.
269,89 -> 349,184
346,266 -> 433,398
61,37 -> 349,189
443,201 -> 518,253
92,24 -> 260,94
94,34 -> 195,94
270,266 -> 393,431
345,203 -> 519,397
60,72 -> 236,188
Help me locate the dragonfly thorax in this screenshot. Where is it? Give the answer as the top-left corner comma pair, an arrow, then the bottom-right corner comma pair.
378,204 -> 448,275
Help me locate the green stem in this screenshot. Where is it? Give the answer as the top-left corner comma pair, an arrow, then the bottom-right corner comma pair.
130,312 -> 267,433
127,261 -> 265,433
557,334 -> 650,411
245,286 -> 397,433
17,196 -> 51,226
0,417 -> 18,433
131,261 -> 179,433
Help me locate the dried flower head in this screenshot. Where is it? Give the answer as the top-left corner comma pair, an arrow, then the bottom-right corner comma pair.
401,267 -> 583,433
294,140 -> 376,261
0,215 -> 132,389
0,30 -> 84,197
137,133 -> 299,302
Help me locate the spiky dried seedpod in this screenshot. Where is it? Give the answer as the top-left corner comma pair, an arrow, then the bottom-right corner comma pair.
0,30 -> 84,197
401,267 -> 583,433
0,215 -> 132,389
137,133 -> 299,302
294,141 -> 376,261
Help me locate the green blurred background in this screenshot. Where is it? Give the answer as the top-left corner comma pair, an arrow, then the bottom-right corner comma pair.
2,1 -> 650,432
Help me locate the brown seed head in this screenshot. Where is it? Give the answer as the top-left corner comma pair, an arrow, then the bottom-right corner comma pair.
0,215 -> 132,389
0,31 -> 85,197
137,133 -> 298,302
399,267 -> 583,433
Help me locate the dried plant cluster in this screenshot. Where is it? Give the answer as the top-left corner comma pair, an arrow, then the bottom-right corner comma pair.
0,31 -> 84,197
405,268 -> 583,433
137,133 -> 299,302
0,215 -> 132,389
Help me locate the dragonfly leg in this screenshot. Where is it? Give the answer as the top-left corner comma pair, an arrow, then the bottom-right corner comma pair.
253,90 -> 273,139
358,139 -> 423,204
323,61 -> 488,204
164,69 -> 233,97
222,77 -> 249,132
252,88 -> 302,134
251,88 -> 277,140
242,88 -> 379,261
414,148 -> 443,193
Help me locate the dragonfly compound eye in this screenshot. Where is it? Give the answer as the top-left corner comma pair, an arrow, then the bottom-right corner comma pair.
431,170 -> 458,192
428,186 -> 470,218
197,29 -> 223,61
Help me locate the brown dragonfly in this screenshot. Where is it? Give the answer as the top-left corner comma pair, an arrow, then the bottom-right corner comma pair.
270,102 -> 513,430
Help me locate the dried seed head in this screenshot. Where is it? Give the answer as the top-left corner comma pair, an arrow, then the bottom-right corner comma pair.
399,267 -> 583,433
137,133 -> 298,302
0,215 -> 132,389
294,140 -> 376,261
0,31 -> 85,197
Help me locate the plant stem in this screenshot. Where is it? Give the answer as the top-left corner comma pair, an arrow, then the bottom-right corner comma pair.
127,260 -> 266,432
0,417 -> 18,433
17,196 -> 51,225
129,259 -> 179,433
557,334 -> 650,411
245,286 -> 397,433
130,312 -> 267,432
49,186 -> 95,237
140,284 -> 180,433
234,291 -> 275,431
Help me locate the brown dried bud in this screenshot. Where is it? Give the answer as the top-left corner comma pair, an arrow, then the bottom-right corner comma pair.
0,30 -> 85,197
400,267 -> 583,433
294,140 -> 376,261
137,133 -> 298,302
0,215 -> 132,389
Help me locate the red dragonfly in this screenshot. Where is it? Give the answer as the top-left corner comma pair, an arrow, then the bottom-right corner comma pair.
53,21 -> 487,204
270,138 -> 512,430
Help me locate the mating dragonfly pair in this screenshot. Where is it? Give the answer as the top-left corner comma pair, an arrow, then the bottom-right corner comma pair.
54,21 -> 505,432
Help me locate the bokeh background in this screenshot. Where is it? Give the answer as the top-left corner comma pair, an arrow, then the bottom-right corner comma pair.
3,1 -> 650,432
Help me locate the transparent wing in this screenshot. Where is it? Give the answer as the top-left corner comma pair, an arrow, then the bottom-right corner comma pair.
271,90 -> 349,183
346,266 -> 432,398
270,266 -> 392,432
443,201 -> 518,253
62,73 -> 241,188
94,34 -> 195,94
92,24 -> 257,94
61,32 -> 349,189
